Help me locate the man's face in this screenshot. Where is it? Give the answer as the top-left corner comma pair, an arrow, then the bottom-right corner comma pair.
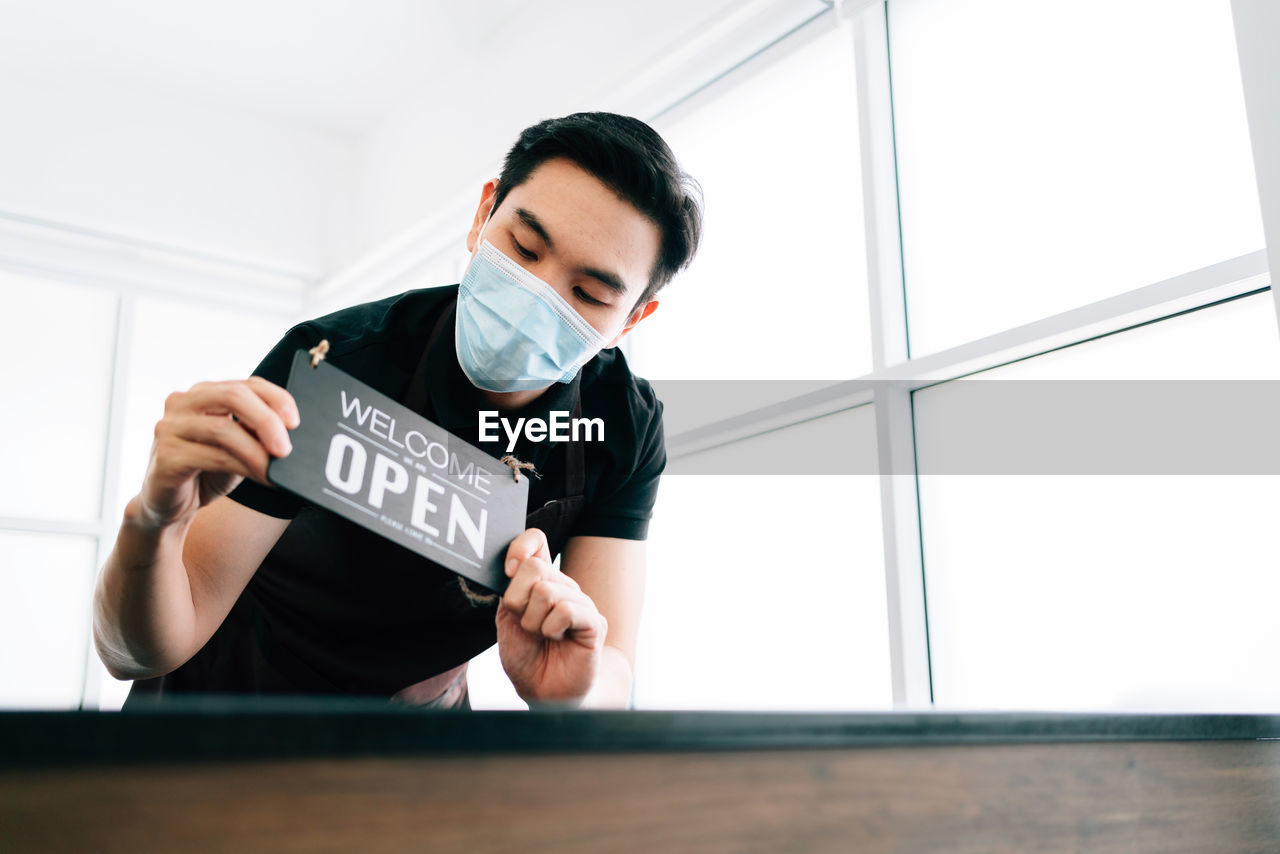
465,157 -> 662,348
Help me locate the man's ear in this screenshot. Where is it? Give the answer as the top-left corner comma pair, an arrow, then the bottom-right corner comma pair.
608,299 -> 659,348
465,179 -> 500,254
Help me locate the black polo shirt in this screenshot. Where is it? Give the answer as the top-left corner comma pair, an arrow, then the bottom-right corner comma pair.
127,284 -> 665,699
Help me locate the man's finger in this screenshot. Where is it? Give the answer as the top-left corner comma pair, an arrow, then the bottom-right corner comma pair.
504,527 -> 550,577
151,435 -> 257,486
502,555 -> 561,614
162,413 -> 275,481
245,375 -> 301,430
177,381 -> 293,457
516,578 -> 593,633
519,578 -> 564,634
541,599 -> 606,647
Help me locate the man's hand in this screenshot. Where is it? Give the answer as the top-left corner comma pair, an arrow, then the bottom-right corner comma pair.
496,528 -> 609,706
134,377 -> 299,531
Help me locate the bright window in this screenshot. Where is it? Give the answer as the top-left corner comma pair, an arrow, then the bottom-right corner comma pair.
915,293 -> 1280,711
634,405 -> 890,711
890,0 -> 1265,355
633,23 -> 871,387
114,296 -> 290,518
0,531 -> 98,709
0,272 -> 117,522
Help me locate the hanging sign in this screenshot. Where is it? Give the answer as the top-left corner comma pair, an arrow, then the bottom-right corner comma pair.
267,349 -> 529,593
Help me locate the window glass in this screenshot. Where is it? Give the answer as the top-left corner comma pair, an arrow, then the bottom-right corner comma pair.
915,294 -> 1280,711
890,0 -> 1265,355
114,296 -> 294,518
632,23 -> 871,393
633,405 -> 891,711
0,272 -> 117,522
0,530 -> 98,709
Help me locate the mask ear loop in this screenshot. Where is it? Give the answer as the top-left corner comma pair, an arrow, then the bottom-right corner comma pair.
468,187 -> 499,265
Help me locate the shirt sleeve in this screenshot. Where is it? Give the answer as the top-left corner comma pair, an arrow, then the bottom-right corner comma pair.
572,395 -> 667,541
225,322 -> 325,520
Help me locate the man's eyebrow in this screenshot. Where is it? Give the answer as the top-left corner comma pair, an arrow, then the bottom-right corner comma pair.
578,266 -> 629,297
514,208 -> 553,248
515,206 -> 630,297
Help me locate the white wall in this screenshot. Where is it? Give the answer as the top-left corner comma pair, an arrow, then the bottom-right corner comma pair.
0,63 -> 355,277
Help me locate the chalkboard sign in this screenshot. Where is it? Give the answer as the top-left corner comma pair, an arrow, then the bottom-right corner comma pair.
267,351 -> 529,593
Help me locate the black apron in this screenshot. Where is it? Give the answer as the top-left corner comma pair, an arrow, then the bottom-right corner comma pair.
392,302 -> 587,707
127,296 -> 586,708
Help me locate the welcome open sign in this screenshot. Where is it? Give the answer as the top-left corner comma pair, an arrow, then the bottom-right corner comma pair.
267,351 -> 529,593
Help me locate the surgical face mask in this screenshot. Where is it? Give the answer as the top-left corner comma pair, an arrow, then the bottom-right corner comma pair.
455,239 -> 615,392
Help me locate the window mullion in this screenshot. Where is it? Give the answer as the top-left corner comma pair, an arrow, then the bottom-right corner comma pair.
81,293 -> 134,710
854,0 -> 932,708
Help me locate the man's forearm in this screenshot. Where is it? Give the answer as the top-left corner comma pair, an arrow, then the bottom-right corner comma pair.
92,498 -> 199,681
577,645 -> 634,709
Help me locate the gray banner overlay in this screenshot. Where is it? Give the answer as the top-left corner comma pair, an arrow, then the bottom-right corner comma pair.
652,380 -> 1280,475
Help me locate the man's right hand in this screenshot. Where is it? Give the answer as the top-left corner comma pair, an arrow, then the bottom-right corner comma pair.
132,376 -> 300,531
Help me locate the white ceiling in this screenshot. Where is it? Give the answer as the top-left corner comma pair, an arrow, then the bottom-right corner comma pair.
0,0 -> 824,137
0,0 -> 830,275
0,0 -> 535,134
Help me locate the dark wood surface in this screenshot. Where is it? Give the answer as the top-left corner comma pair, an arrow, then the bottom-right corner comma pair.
5,703 -> 1280,763
4,739 -> 1279,852
3,708 -> 1279,851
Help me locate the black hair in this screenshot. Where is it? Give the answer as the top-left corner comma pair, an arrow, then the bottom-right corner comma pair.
492,112 -> 703,313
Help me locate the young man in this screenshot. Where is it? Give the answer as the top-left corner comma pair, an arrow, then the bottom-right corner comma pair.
93,112 -> 702,709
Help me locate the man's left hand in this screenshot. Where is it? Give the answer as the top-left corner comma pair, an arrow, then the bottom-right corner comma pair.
496,528 -> 608,705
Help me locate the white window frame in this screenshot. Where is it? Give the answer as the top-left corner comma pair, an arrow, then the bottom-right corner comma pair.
650,0 -> 1276,709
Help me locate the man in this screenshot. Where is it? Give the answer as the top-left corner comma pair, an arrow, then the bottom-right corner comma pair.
93,112 -> 702,709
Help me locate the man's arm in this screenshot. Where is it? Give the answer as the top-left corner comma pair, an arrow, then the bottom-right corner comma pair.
94,497 -> 289,680
560,535 -> 645,708
92,377 -> 297,681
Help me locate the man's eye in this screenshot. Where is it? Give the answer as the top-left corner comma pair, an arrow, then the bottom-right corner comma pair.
574,287 -> 605,307
512,240 -> 537,261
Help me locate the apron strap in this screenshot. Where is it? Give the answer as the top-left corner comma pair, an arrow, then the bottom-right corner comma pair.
565,390 -> 586,497
404,297 -> 454,418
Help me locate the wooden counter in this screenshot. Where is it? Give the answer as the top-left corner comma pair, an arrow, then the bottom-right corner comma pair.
3,701 -> 1278,852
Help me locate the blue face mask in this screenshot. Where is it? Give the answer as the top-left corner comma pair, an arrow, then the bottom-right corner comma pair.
455,239 -> 614,393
